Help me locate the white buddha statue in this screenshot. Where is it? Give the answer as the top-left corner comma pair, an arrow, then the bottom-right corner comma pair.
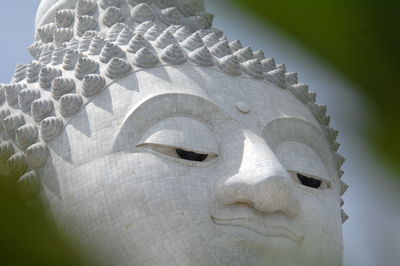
0,0 -> 347,265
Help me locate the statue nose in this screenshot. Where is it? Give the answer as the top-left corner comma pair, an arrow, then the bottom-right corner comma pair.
216,132 -> 300,218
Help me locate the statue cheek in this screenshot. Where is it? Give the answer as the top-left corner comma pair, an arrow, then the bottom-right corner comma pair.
108,152 -> 218,209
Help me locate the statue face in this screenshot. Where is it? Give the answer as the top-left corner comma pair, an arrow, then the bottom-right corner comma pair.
41,66 -> 342,266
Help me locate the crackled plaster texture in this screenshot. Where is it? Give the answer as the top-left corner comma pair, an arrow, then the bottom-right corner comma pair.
0,0 -> 347,265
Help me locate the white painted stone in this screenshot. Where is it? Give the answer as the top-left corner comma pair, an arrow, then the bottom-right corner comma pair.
0,1 -> 347,265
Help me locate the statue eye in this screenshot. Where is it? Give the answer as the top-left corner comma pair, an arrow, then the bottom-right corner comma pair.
287,170 -> 330,190
297,173 -> 322,189
175,148 -> 208,162
137,117 -> 219,164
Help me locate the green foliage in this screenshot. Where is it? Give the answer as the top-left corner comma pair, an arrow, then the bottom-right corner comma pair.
0,170 -> 91,266
229,0 -> 400,172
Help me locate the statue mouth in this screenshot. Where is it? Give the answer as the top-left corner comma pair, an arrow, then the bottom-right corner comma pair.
210,215 -> 304,244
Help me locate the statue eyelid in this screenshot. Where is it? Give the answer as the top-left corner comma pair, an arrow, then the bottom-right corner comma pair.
137,143 -> 218,163
136,116 -> 219,162
262,118 -> 336,177
272,140 -> 332,192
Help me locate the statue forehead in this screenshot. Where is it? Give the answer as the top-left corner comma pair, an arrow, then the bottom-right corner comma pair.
123,66 -> 322,131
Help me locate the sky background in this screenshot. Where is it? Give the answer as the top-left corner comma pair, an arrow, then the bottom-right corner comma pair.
0,1 -> 399,265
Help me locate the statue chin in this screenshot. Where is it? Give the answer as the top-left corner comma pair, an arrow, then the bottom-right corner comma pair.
0,1 -> 346,265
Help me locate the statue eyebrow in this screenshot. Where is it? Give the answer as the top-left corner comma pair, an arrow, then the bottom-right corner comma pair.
265,117 -> 325,141
125,92 -> 231,124
112,93 -> 232,152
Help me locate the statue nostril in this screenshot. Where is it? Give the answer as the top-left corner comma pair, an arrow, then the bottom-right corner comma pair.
217,174 -> 300,218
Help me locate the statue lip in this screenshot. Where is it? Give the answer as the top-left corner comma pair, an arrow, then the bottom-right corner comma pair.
210,215 -> 304,244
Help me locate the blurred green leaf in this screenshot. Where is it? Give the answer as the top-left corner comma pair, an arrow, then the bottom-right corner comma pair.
229,0 -> 400,172
0,170 -> 91,266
